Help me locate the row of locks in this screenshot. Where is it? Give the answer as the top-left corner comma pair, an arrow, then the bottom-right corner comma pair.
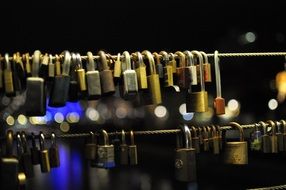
1,119 -> 286,189
0,50 -> 225,116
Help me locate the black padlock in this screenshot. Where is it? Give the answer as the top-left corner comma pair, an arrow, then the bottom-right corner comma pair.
30,133 -> 40,165
13,52 -> 26,92
128,130 -> 138,165
0,130 -> 19,190
98,51 -> 115,95
39,132 -> 50,173
49,133 -> 60,168
68,53 -> 80,102
49,51 -> 71,107
119,130 -> 129,165
174,125 -> 197,182
84,132 -> 97,161
39,53 -> 49,81
16,132 -> 34,179
25,50 -> 46,116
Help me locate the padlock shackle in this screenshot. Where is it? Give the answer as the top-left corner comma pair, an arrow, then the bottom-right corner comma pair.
20,132 -> 29,153
49,54 -> 53,64
86,51 -> 95,72
98,51 -> 109,71
214,51 -> 222,97
229,122 -> 244,142
191,126 -> 197,138
121,130 -> 126,144
142,50 -> 156,75
181,124 -> 192,149
200,51 -> 209,64
266,120 -> 276,135
70,52 -> 78,79
175,51 -> 186,67
88,131 -> 96,144
133,52 -> 145,68
153,52 -> 161,67
51,133 -> 57,148
211,125 -> 217,137
6,130 -> 14,156
184,50 -> 195,66
259,121 -> 268,134
122,51 -> 132,71
191,51 -> 205,91
159,51 -> 170,66
101,130 -> 109,145
32,50 -> 41,77
76,53 -> 83,69
31,132 -> 37,148
130,130 -> 135,145
55,54 -> 61,76
280,120 -> 286,133
16,132 -> 24,155
42,53 -> 49,66
61,50 -> 71,76
4,53 -> 12,72
39,132 -> 46,150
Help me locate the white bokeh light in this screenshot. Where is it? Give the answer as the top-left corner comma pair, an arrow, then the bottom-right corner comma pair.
154,105 -> 167,118
268,99 -> 278,110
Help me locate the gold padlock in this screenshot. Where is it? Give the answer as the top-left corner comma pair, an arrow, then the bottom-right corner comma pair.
200,51 -> 211,82
133,52 -> 148,89
223,122 -> 248,165
142,50 -> 162,105
186,51 -> 208,112
160,51 -> 174,87
169,53 -> 177,74
213,51 -> 225,115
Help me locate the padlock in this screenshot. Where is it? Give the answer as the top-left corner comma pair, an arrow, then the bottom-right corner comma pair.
22,53 -> 32,77
55,54 -> 61,76
96,130 -> 115,169
113,53 -> 122,78
13,53 -> 26,92
0,130 -> 21,190
49,51 -> 71,107
76,53 -> 87,94
49,133 -> 60,168
176,51 -> 190,89
153,52 -> 164,79
280,120 -> 286,151
184,50 -> 198,85
119,130 -> 129,165
0,54 -> 3,91
98,50 -> 115,95
260,121 -> 271,153
160,51 -> 174,87
39,53 -> 49,81
202,126 -> 210,152
129,130 -> 138,165
210,126 -> 220,154
68,53 -> 80,102
174,124 -> 197,182
19,132 -> 34,178
3,53 -> 15,96
86,51 -> 101,100
215,125 -> 223,151
25,50 -> 46,116
84,132 -> 97,161
169,53 -> 177,74
213,51 -> 225,115
249,123 -> 262,151
186,51 -> 208,112
134,51 -> 148,89
122,51 -> 138,96
267,120 -> 278,153
223,122 -> 248,165
191,126 -> 200,153
142,50 -> 162,105
30,133 -> 40,165
200,51 -> 212,82
48,54 -> 55,79
274,121 -> 284,152
39,132 -> 51,173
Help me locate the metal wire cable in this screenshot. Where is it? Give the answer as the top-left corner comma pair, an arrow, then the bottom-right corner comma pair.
247,184 -> 286,190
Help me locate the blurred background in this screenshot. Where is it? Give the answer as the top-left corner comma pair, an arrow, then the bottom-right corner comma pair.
0,0 -> 286,189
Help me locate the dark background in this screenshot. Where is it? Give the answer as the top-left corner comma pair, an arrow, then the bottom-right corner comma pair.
1,0 -> 286,190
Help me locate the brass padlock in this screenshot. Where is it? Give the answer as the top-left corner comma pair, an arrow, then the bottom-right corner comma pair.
4,53 -> 15,96
98,51 -> 115,95
23,53 -> 32,77
122,51 -> 138,96
260,121 -> 271,153
39,132 -> 51,173
176,51 -> 190,89
48,54 -> 55,79
76,53 -> 87,93
133,52 -> 148,89
200,51 -> 211,82
129,130 -> 138,165
86,51 -> 101,99
169,53 -> 177,74
113,53 -> 122,78
267,120 -> 278,153
186,51 -> 208,112
184,50 -> 197,85
275,121 -> 284,152
142,50 -> 162,105
223,122 -> 248,165
153,52 -> 164,79
213,51 -> 225,115
160,51 -> 174,88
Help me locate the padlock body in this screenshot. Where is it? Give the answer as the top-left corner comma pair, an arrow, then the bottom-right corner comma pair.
0,157 -> 19,190
100,70 -> 115,95
156,63 -> 164,79
49,75 -> 70,107
188,66 -> 197,85
174,148 -> 196,182
113,60 -> 121,78
203,63 -> 212,82
163,65 -> 174,87
40,150 -> 50,173
214,97 -> 225,115
49,147 -> 60,168
123,70 -> 138,95
4,70 -> 15,96
212,137 -> 220,154
129,145 -> 138,165
135,66 -> 148,89
176,67 -> 191,89
30,147 -> 40,165
21,152 -> 34,178
277,133 -> 284,152
147,74 -> 162,105
223,142 -> 248,165
271,135 -> 278,153
77,69 -> 87,91
85,144 -> 97,160
68,80 -> 79,102
48,63 -> 55,78
262,135 -> 271,153
119,144 -> 129,165
96,145 -> 115,168
25,77 -> 46,116
186,91 -> 208,112
86,71 -> 101,99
